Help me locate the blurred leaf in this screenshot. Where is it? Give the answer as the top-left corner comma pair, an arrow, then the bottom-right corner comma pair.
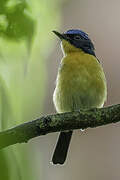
0,150 -> 9,180
0,0 -> 35,43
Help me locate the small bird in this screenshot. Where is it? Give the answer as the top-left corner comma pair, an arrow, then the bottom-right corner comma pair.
52,29 -> 107,165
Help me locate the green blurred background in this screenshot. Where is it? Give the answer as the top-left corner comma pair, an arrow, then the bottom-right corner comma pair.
0,0 -> 61,179
1,0 -> 120,180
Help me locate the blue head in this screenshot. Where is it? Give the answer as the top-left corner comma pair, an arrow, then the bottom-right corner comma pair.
53,29 -> 95,56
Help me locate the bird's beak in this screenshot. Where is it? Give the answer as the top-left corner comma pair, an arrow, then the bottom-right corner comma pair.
52,30 -> 66,40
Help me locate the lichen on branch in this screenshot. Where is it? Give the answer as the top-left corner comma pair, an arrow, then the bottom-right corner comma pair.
0,104 -> 120,149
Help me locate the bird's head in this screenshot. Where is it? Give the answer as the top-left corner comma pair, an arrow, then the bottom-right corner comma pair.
53,29 -> 95,56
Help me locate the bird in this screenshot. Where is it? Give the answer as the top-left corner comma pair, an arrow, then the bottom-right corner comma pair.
52,29 -> 107,165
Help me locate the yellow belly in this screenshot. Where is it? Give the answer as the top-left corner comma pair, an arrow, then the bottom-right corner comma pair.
53,52 -> 107,113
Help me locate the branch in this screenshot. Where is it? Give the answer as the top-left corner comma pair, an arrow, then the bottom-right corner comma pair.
0,104 -> 120,150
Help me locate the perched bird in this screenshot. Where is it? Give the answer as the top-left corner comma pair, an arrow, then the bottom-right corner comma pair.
52,29 -> 107,165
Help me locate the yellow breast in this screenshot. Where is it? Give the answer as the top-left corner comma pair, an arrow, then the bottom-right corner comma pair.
53,49 -> 107,113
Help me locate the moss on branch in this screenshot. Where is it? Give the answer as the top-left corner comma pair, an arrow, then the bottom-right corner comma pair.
0,104 -> 120,149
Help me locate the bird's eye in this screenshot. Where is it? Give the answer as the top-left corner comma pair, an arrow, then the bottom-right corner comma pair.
74,35 -> 81,40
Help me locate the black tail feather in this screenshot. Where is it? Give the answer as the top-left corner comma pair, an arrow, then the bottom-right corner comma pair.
52,131 -> 73,165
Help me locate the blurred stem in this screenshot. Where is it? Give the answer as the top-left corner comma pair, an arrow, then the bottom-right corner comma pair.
0,104 -> 120,149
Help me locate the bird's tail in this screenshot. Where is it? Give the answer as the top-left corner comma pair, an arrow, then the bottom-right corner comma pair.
51,131 -> 73,165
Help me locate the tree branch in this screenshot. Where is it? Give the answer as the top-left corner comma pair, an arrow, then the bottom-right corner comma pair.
0,104 -> 120,150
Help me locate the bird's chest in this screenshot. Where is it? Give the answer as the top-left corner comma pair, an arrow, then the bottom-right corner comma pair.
58,55 -> 98,91
54,54 -> 106,111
